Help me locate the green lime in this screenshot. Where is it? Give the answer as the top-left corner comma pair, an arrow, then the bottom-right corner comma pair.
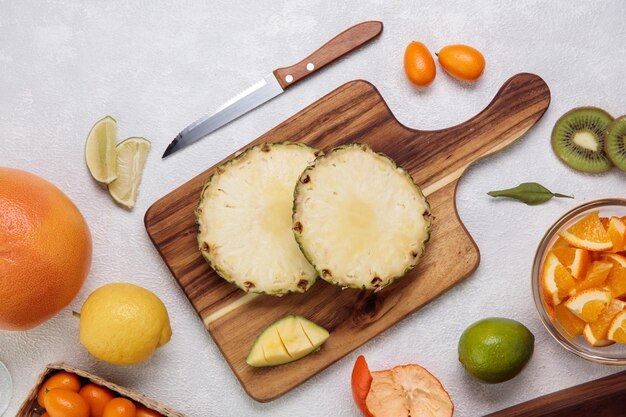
107,137 -> 150,209
458,317 -> 534,384
85,116 -> 118,184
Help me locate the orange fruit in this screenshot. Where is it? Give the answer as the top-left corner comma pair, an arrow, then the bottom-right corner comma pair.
574,261 -> 613,293
551,237 -> 572,249
0,168 -> 92,330
365,364 -> 453,417
79,383 -> 115,417
564,288 -> 611,322
103,397 -> 137,417
608,311 -> 626,343
37,371 -> 82,408
583,299 -> 625,346
600,217 -> 610,229
607,217 -> 626,252
551,247 -> 590,279
136,405 -> 165,417
437,44 -> 485,82
404,42 -> 436,87
44,389 -> 90,417
542,252 -> 576,305
560,211 -> 613,251
554,303 -> 586,337
603,253 -> 626,267
607,265 -> 626,299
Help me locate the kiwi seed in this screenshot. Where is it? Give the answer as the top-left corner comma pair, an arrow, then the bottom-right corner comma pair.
551,107 -> 614,173
605,116 -> 626,172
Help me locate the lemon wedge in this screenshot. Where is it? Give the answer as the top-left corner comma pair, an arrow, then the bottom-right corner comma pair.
107,137 -> 150,208
85,116 -> 117,184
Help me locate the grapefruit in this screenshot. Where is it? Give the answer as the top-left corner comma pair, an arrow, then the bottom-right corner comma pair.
0,167 -> 92,330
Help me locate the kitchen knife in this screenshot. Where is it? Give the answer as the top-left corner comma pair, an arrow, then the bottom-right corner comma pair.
162,21 -> 383,158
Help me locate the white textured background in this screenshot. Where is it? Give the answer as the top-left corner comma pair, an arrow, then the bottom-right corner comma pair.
1,1 -> 625,416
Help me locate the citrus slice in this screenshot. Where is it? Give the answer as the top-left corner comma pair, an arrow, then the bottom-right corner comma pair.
600,217 -> 610,229
564,288 -> 611,322
542,252 -> 576,305
603,253 -> 626,267
607,217 -> 626,252
560,211 -> 613,251
601,254 -> 626,298
552,237 -> 572,249
107,137 -> 150,209
607,265 -> 626,299
583,325 -> 614,347
85,116 -> 117,184
365,364 -> 453,417
551,247 -> 590,279
583,299 -> 625,347
608,311 -> 626,343
554,303 -> 586,337
574,261 -> 613,293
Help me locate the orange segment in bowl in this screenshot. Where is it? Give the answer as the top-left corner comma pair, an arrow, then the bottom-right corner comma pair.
608,311 -> 626,343
564,288 -> 611,322
600,217 -> 610,229
554,303 -> 586,337
542,253 -> 576,305
560,211 -> 613,251
552,247 -> 590,279
606,265 -> 626,299
574,261 -> 613,293
583,299 -> 625,347
552,237 -> 572,249
603,253 -> 626,267
583,325 -> 614,347
607,217 -> 626,252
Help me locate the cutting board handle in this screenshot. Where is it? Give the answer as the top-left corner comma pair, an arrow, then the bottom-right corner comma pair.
432,72 -> 550,159
387,73 -> 551,179
376,73 -> 550,180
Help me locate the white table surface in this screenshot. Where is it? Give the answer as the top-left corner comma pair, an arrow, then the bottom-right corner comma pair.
1,1 -> 625,416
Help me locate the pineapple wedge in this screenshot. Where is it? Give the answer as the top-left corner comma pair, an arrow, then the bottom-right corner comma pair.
246,315 -> 329,367
293,144 -> 431,290
196,142 -> 320,295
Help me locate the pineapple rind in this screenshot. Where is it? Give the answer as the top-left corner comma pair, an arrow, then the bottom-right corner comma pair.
196,142 -> 321,295
293,143 -> 431,291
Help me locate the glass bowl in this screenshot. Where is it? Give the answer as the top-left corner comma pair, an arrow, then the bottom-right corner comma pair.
532,198 -> 626,364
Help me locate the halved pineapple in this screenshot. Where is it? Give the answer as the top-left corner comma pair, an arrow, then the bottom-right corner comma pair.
196,142 -> 320,295
293,144 -> 431,290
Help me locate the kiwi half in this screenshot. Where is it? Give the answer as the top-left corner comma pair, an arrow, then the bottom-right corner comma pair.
551,107 -> 614,173
606,116 -> 626,172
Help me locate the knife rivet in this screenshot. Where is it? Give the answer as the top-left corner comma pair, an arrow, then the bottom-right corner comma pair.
306,63 -> 315,71
285,75 -> 293,83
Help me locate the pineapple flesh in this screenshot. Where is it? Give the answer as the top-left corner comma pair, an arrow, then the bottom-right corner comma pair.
293,144 -> 431,290
196,142 -> 320,295
246,315 -> 329,367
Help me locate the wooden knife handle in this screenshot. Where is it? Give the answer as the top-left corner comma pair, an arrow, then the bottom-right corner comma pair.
273,21 -> 383,90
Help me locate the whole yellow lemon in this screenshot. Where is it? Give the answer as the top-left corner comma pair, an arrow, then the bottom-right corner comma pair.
79,283 -> 172,365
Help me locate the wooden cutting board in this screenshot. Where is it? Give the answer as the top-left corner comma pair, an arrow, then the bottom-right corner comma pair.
145,73 -> 550,402
485,371 -> 626,417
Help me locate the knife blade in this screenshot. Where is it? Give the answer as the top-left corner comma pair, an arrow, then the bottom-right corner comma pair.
162,20 -> 383,158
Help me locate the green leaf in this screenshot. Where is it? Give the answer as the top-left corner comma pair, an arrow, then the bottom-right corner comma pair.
487,182 -> 573,206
